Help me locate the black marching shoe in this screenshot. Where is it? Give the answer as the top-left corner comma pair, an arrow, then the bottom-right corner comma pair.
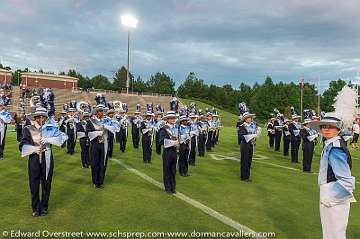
32,211 -> 40,217
40,209 -> 48,216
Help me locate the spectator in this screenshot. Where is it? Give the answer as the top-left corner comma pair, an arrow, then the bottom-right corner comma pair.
351,119 -> 359,149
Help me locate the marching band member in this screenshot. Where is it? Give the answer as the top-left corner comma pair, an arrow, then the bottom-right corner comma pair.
118,108 -> 129,153
351,118 -> 359,149
141,111 -> 155,163
65,107 -> 78,155
170,98 -> 179,113
58,110 -> 67,148
282,119 -> 291,156
238,111 -> 261,182
23,113 -> 32,127
267,117 -> 275,148
213,111 -> 221,145
236,116 -> 243,145
76,112 -> 91,168
86,104 -> 118,189
309,115 -> 356,239
14,112 -> 24,142
20,107 -> 67,217
131,105 -> 142,149
197,114 -> 208,157
106,105 -> 116,159
0,100 -> 12,159
189,113 -> 199,166
206,112 -> 214,152
58,110 -> 67,131
159,111 -> 179,194
154,111 -> 165,155
178,115 -> 191,176
289,107 -> 302,163
300,118 -> 317,172
274,110 -> 283,151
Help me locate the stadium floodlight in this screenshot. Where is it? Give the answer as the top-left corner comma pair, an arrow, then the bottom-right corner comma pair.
121,14 -> 138,29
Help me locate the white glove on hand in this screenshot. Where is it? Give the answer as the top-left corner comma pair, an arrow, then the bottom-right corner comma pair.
40,138 -> 48,145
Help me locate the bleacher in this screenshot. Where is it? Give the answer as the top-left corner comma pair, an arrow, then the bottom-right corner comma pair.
10,86 -> 175,114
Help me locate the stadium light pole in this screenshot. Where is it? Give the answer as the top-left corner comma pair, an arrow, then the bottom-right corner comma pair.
121,13 -> 138,94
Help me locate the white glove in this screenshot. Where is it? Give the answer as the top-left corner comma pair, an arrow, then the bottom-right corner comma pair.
40,138 -> 48,145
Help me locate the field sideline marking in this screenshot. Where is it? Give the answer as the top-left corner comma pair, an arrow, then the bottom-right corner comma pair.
111,158 -> 265,238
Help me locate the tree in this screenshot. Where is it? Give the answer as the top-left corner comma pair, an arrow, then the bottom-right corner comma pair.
132,76 -> 148,93
67,69 -> 92,89
250,76 -> 276,119
177,72 -> 209,99
112,66 -> 134,91
0,64 -> 11,70
147,72 -> 175,95
91,75 -> 111,90
12,70 -> 21,86
321,79 -> 346,112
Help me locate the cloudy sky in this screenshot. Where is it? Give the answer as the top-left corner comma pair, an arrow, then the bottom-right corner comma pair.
1,0 -> 360,90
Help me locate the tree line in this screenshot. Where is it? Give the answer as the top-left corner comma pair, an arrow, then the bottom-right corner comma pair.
177,72 -> 351,120
0,64 -> 352,120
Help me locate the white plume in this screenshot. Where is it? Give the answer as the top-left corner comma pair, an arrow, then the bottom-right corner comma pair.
331,85 -> 358,129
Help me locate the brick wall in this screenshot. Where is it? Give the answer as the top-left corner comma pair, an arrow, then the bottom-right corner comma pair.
21,76 -> 77,90
0,74 -> 12,84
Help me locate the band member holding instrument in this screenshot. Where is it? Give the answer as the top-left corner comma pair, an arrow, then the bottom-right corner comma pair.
289,107 -> 302,163
197,114 -> 208,157
206,112 -> 214,152
118,108 -> 129,153
106,105 -> 116,159
301,117 -> 318,172
178,115 -> 191,176
131,105 -> 142,149
236,116 -> 243,145
189,113 -> 199,166
0,99 -> 12,159
159,111 -> 179,194
273,110 -> 283,152
141,111 -> 155,163
19,107 -> 67,217
14,112 -> 24,142
65,107 -> 78,155
76,112 -> 91,168
282,119 -> 291,156
267,117 -> 275,148
154,111 -> 165,155
87,104 -> 118,189
212,111 -> 221,146
238,110 -> 261,182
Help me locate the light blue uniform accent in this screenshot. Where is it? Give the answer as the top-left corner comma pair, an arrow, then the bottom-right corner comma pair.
319,136 -> 356,206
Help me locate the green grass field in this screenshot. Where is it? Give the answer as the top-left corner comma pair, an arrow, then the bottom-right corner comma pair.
0,103 -> 359,238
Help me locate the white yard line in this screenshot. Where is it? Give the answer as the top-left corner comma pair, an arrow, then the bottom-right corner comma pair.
210,153 -> 314,172
111,158 -> 265,238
